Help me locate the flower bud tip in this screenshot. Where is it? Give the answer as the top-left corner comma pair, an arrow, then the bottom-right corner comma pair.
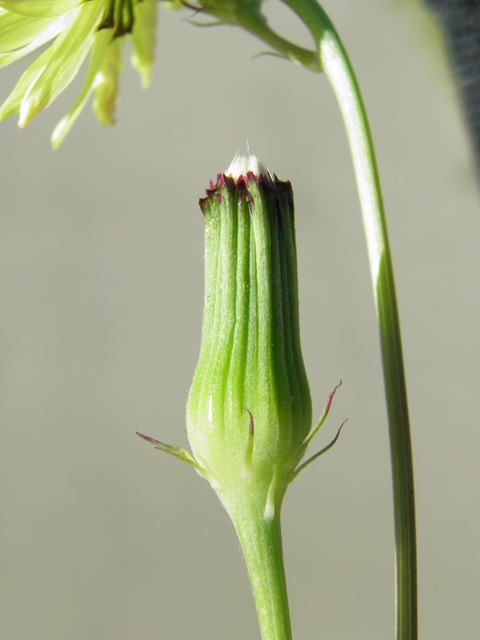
226,153 -> 274,184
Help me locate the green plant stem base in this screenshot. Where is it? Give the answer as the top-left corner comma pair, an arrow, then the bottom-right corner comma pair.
231,507 -> 292,640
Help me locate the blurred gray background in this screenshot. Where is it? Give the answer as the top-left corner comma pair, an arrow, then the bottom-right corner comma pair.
1,1 -> 479,638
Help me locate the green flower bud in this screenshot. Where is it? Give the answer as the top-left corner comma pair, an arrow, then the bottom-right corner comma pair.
136,155 -> 343,640
137,155 -> 343,516
187,155 -> 312,519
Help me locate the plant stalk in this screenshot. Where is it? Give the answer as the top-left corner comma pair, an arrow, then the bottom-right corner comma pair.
278,2 -> 418,638
192,2 -> 417,636
231,508 -> 292,640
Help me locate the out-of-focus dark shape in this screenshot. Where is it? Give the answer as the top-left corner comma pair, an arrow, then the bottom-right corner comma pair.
425,0 -> 480,174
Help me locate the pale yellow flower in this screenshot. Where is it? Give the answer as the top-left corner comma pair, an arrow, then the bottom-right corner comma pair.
0,0 -> 158,147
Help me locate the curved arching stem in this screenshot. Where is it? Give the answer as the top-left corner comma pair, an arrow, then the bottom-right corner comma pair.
277,2 -> 417,638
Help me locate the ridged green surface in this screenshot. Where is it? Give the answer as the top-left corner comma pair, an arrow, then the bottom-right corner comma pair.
187,170 -> 311,504
186,166 -> 313,640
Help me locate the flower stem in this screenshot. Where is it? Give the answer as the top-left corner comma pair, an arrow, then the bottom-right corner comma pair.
231,508 -> 292,640
188,1 -> 417,636
228,3 -> 320,72
215,1 -> 418,637
277,2 -> 418,638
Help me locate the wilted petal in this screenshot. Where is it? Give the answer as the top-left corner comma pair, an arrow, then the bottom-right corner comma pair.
130,0 -> 157,88
52,28 -> 114,148
92,36 -> 124,127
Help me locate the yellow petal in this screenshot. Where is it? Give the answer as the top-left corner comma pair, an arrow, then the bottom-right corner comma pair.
0,0 -> 84,18
0,47 -> 48,120
0,10 -> 53,52
130,0 -> 157,89
92,36 -> 124,127
18,2 -> 104,127
0,13 -> 67,68
51,27 -> 114,148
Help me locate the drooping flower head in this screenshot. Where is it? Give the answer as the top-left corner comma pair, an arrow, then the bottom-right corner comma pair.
0,0 -> 159,147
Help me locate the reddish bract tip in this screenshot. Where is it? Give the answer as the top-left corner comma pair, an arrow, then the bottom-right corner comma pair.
324,380 -> 342,416
243,408 -> 254,435
135,431 -> 162,446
